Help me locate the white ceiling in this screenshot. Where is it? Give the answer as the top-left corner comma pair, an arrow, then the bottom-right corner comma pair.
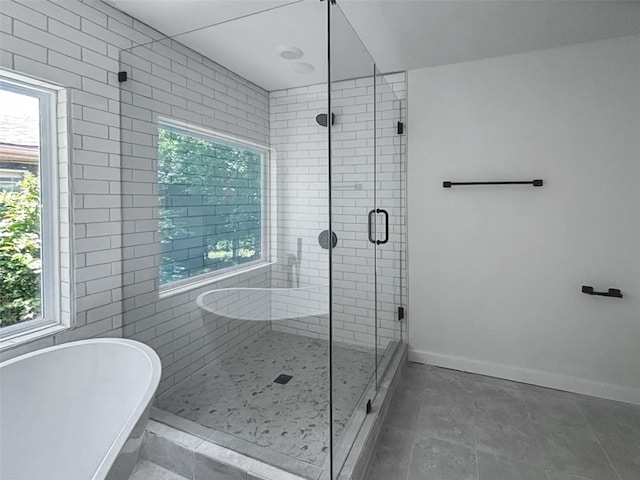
107,0 -> 297,37
171,1 -> 330,91
339,0 -> 640,73
109,0 -> 640,91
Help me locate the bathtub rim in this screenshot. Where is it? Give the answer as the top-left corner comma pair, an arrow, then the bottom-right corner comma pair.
195,285 -> 329,321
0,337 -> 162,480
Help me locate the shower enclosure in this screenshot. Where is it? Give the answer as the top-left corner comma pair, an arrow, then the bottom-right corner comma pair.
119,1 -> 406,478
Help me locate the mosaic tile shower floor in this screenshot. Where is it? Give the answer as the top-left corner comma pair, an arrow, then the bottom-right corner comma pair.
158,330 -> 375,467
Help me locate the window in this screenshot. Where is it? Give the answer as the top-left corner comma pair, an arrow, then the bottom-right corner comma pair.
157,120 -> 268,287
0,73 -> 60,335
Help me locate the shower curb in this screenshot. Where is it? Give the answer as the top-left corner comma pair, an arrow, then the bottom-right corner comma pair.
141,420 -> 310,480
337,343 -> 408,480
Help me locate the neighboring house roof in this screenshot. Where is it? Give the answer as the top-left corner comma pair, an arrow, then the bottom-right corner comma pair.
0,112 -> 39,147
0,113 -> 39,166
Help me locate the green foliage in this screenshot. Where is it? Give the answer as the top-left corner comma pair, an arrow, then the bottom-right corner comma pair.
0,173 -> 42,326
158,128 -> 262,284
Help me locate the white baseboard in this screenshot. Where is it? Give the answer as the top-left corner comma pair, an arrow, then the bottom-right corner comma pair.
409,348 -> 640,406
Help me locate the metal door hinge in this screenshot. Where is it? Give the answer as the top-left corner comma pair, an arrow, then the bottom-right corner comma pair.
118,71 -> 128,82
397,121 -> 404,135
366,399 -> 372,414
398,306 -> 405,321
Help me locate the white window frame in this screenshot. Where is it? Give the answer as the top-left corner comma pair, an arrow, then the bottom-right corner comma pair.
157,118 -> 271,296
0,72 -> 65,343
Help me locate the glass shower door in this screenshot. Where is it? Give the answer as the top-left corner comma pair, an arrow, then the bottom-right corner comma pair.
328,3 -> 378,477
374,69 -> 406,379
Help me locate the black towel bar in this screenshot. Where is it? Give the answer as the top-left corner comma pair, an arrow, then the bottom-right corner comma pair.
581,286 -> 623,298
443,179 -> 543,188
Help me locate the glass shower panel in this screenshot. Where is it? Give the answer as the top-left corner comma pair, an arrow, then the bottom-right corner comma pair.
329,4 -> 378,477
118,2 -> 405,477
374,68 -> 406,379
119,2 -> 333,477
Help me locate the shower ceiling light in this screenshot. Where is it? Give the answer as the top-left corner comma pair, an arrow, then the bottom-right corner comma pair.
278,46 -> 303,60
292,62 -> 315,74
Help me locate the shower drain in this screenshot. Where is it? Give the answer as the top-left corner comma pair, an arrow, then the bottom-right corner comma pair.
274,374 -> 292,385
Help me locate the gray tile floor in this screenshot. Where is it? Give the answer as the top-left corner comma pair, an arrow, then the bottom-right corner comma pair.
367,363 -> 640,480
158,330 -> 375,468
129,460 -> 188,480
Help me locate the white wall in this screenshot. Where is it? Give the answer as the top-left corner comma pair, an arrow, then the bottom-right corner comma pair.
407,35 -> 640,404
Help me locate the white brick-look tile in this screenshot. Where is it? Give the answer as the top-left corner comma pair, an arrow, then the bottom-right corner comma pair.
0,0 -> 140,360
269,73 -> 407,350
0,0 -> 407,390
118,34 -> 271,392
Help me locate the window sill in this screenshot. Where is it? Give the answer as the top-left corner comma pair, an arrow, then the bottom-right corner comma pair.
159,261 -> 274,299
0,323 -> 69,353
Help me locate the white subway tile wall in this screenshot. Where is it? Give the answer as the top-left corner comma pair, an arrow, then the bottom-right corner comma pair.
0,0 -> 406,392
270,83 -> 330,341
119,38 -> 273,395
0,0 -> 138,360
269,74 -> 407,350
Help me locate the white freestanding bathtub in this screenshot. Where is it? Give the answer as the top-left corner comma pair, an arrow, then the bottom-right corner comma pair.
0,338 -> 161,480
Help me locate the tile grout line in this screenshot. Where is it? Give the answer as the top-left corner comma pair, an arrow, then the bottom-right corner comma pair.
473,428 -> 480,480
472,382 -> 480,480
404,430 -> 418,480
522,393 -> 558,475
592,435 -> 623,480
576,402 -> 624,480
403,384 -> 428,480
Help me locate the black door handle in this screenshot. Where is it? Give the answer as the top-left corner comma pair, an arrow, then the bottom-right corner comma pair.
376,209 -> 389,245
368,209 -> 376,244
